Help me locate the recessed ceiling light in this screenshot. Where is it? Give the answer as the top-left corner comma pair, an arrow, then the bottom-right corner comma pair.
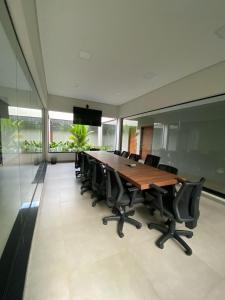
143,72 -> 157,80
74,82 -> 80,88
214,25 -> 225,39
79,50 -> 91,60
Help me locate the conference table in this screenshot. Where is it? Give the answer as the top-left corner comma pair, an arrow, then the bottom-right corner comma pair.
85,151 -> 181,190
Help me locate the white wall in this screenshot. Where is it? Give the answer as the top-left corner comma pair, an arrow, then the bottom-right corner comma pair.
48,94 -> 119,118
119,61 -> 225,118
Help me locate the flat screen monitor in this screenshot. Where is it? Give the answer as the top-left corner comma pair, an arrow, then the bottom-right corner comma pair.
73,107 -> 102,126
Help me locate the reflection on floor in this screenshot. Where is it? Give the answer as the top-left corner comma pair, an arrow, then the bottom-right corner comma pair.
0,163 -> 38,257
23,163 -> 225,300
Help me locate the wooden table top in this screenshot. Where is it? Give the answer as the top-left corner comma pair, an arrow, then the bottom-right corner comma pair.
85,151 -> 180,190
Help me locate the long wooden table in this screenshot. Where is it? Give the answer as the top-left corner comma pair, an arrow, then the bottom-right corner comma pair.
85,151 -> 181,190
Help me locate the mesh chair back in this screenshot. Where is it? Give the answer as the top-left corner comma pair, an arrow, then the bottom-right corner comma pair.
105,167 -> 124,207
114,150 -> 121,156
121,151 -> 129,158
144,154 -> 160,167
129,153 -> 141,161
75,151 -> 82,168
92,160 -> 106,192
173,178 -> 205,226
80,153 -> 88,177
158,164 -> 178,175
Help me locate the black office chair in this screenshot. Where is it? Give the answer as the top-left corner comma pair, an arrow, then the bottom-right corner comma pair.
129,153 -> 141,162
75,151 -> 83,177
114,150 -> 121,156
102,167 -> 144,238
80,154 -> 94,195
121,151 -> 130,158
158,164 -> 178,175
91,160 -> 106,207
146,164 -> 178,212
144,154 -> 160,167
79,152 -> 88,179
148,177 -> 205,255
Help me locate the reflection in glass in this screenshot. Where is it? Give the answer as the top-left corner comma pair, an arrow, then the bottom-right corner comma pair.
0,20 -> 43,258
122,99 -> 225,194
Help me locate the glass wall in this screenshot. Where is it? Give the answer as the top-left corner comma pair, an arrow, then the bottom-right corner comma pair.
0,18 -> 43,257
122,97 -> 225,195
49,111 -> 117,152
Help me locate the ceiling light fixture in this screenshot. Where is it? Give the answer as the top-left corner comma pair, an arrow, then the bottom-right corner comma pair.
214,25 -> 225,39
79,50 -> 91,60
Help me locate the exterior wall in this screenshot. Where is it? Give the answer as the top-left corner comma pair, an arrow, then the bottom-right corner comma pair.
48,94 -> 119,118
48,152 -> 75,162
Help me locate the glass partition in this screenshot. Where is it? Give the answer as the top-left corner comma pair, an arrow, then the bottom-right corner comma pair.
122,97 -> 225,195
0,19 -> 43,257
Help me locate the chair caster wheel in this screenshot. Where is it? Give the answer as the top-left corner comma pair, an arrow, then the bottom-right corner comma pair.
164,220 -> 170,226
149,208 -> 155,216
136,224 -> 142,229
103,219 -> 107,225
186,233 -> 193,239
129,211 -> 135,216
92,202 -> 96,207
185,249 -> 192,256
148,223 -> 153,229
112,208 -> 117,214
118,232 -> 124,238
156,241 -> 164,249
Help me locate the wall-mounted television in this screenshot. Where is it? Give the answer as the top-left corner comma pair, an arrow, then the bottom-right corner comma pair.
73,106 -> 102,126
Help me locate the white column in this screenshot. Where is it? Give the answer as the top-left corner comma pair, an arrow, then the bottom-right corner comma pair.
116,118 -> 122,151
98,126 -> 102,147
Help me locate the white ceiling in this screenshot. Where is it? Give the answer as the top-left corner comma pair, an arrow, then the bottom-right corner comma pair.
36,0 -> 225,105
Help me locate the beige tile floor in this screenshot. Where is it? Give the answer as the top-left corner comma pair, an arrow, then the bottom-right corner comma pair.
23,163 -> 225,300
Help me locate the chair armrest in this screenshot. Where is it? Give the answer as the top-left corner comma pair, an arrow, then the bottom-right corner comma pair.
127,186 -> 139,193
150,184 -> 168,195
127,187 -> 144,207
